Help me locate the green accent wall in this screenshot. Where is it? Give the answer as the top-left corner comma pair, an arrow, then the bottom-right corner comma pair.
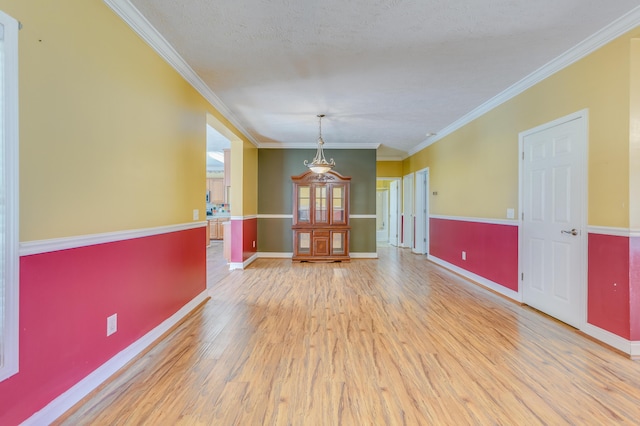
350,218 -> 377,252
258,218 -> 293,253
258,149 -> 376,253
257,217 -> 374,253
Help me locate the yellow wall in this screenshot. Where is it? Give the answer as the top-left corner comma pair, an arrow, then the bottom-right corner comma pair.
4,0 -> 253,241
10,0 -> 633,232
377,179 -> 392,190
377,161 -> 403,177
404,27 -> 639,227
242,141 -> 258,215
630,39 -> 640,229
229,138 -> 258,216
229,139 -> 242,214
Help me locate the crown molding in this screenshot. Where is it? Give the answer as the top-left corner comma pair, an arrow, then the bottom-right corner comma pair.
103,0 -> 259,147
407,6 -> 640,157
259,142 -> 380,149
104,0 -> 640,157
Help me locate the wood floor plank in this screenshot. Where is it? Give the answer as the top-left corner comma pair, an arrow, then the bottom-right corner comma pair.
56,245 -> 640,425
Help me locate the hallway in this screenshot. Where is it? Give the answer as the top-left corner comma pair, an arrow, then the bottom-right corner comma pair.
56,246 -> 640,424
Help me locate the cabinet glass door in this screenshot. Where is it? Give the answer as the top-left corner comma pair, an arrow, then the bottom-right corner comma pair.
315,185 -> 328,224
297,231 -> 311,255
297,186 -> 310,223
332,185 -> 346,224
332,232 -> 345,255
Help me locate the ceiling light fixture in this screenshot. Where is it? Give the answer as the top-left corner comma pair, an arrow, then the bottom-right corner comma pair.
304,114 -> 335,174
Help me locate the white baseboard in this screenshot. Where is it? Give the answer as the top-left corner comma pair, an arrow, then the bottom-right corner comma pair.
427,255 -> 521,302
257,252 -> 293,258
428,255 -> 640,357
350,252 -> 378,259
256,252 -> 378,259
229,253 -> 258,270
22,290 -> 211,426
581,322 -> 638,356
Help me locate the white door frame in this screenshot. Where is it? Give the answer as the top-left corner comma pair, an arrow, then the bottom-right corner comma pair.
518,109 -> 588,326
402,173 -> 414,249
376,188 -> 389,242
389,179 -> 401,246
413,168 -> 430,254
0,9 -> 20,382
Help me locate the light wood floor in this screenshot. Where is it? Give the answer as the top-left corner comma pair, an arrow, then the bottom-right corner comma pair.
56,245 -> 640,425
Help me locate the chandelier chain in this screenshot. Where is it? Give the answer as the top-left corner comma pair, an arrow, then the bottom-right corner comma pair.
304,114 -> 335,174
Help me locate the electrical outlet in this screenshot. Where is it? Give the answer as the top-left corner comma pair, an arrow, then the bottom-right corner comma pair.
253,240 -> 256,248
107,313 -> 117,336
462,251 -> 466,261
193,209 -> 199,220
507,208 -> 515,219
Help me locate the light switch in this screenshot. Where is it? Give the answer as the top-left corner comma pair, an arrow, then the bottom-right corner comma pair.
107,313 -> 117,336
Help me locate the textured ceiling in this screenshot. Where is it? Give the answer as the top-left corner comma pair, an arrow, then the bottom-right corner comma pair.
127,0 -> 640,159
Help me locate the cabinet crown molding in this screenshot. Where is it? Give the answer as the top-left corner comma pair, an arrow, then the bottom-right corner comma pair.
291,170 -> 352,183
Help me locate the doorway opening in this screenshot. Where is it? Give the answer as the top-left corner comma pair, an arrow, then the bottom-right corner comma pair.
205,113 -> 237,282
376,178 -> 401,246
376,189 -> 389,242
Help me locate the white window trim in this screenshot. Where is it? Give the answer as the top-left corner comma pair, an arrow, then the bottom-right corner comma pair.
0,9 -> 19,382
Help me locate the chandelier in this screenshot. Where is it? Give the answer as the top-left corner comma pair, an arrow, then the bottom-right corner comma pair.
304,114 -> 335,174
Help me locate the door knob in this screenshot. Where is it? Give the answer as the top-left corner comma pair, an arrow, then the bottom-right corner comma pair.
561,228 -> 578,236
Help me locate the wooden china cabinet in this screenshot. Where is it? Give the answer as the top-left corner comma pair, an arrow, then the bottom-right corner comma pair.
292,170 -> 351,262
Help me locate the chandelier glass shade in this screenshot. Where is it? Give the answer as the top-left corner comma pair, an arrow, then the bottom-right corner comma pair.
304,114 -> 335,174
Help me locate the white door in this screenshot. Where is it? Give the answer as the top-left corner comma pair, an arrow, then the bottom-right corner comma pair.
389,181 -> 399,246
376,189 -> 389,242
413,168 -> 429,254
521,112 -> 586,328
402,174 -> 414,249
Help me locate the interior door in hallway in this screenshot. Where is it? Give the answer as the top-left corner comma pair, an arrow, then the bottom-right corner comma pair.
413,168 -> 429,255
389,180 -> 399,246
403,174 -> 414,248
376,189 -> 389,242
521,112 -> 586,328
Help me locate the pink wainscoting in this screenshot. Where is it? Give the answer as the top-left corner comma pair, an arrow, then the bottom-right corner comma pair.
231,217 -> 258,263
587,233 -> 630,339
242,217 -> 258,261
630,237 -> 640,341
0,227 -> 206,425
429,218 -> 519,291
